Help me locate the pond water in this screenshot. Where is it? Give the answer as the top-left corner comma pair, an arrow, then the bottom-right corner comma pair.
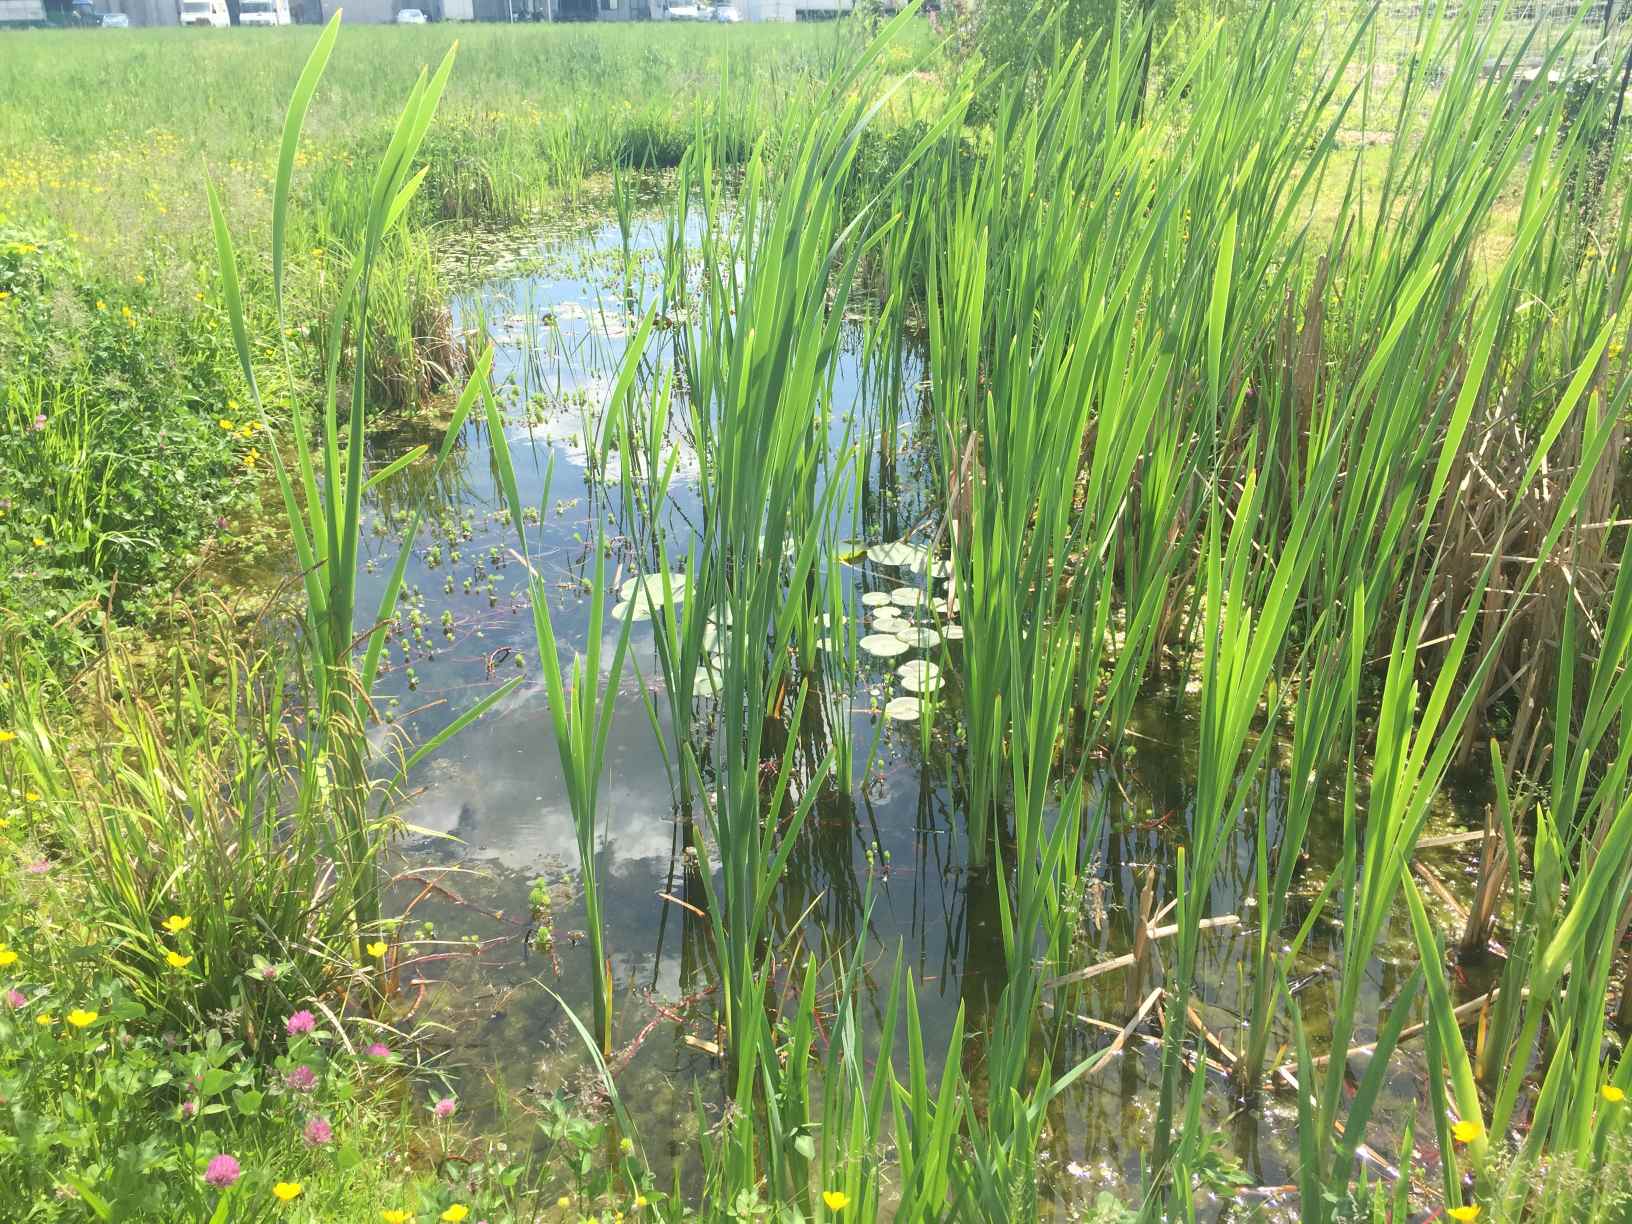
355,212 -> 1490,1216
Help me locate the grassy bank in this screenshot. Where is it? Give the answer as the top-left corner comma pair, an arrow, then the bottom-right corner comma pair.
0,21 -> 887,666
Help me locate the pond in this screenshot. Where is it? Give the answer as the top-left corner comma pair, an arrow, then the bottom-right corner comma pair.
353,210 -> 1490,1217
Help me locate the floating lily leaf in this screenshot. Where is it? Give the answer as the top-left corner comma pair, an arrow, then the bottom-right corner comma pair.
883,696 -> 924,721
942,623 -> 965,641
618,573 -> 688,604
897,660 -> 940,686
890,588 -> 927,609
896,626 -> 942,649
859,633 -> 911,659
868,541 -> 929,569
860,591 -> 894,608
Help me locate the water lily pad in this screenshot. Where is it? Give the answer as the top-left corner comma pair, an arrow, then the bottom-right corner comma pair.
868,541 -> 929,569
883,696 -> 924,721
931,560 -> 954,579
870,607 -> 907,626
890,587 -> 927,609
897,660 -> 941,686
619,573 -> 687,604
860,591 -> 894,608
896,626 -> 942,649
859,633 -> 911,659
942,623 -> 965,641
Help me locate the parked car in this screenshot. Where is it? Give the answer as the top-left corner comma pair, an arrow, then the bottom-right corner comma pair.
713,4 -> 740,19
395,7 -> 427,21
100,10 -> 128,23
238,0 -> 291,24
178,0 -> 228,25
665,3 -> 699,17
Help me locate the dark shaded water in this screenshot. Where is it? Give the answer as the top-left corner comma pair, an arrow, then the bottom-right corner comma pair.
357,213 -> 1488,1216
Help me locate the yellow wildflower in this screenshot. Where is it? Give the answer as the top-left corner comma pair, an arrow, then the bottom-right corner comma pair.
273,1182 -> 303,1203
381,1212 -> 413,1224
0,730 -> 14,742
134,274 -> 145,285
619,1136 -> 633,1153
162,914 -> 191,934
24,791 -> 40,803
1447,1207 -> 1480,1222
366,941 -> 388,959
557,1197 -> 571,1210
823,1191 -> 850,1212
218,419 -> 235,431
66,1009 -> 98,1028
1604,1084 -> 1626,1104
1450,1118 -> 1483,1144
32,537 -> 45,549
0,947 -> 17,968
95,299 -> 106,311
633,1197 -> 648,1210
166,951 -> 194,970
36,1012 -> 55,1027
441,1208 -> 469,1223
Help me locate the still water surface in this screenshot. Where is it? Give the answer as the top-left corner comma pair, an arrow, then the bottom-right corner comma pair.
355,213 -> 1484,1216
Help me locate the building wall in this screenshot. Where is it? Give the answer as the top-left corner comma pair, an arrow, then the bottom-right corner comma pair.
105,0 -> 177,24
338,0 -> 394,19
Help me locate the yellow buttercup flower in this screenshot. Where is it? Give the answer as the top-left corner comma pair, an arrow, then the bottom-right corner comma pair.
24,791 -> 39,803
633,1197 -> 648,1210
1448,1207 -> 1480,1222
619,1136 -> 633,1153
0,730 -> 15,742
36,1012 -> 55,1027
162,914 -> 192,934
823,1191 -> 850,1212
381,1212 -> 413,1224
66,1009 -> 98,1028
273,1182 -> 303,1203
366,941 -> 388,959
441,1208 -> 468,1223
557,1196 -> 571,1210
1450,1118 -> 1483,1143
0,947 -> 18,967
32,538 -> 46,549
95,299 -> 106,311
218,419 -> 235,431
166,951 -> 193,970
1604,1084 -> 1626,1103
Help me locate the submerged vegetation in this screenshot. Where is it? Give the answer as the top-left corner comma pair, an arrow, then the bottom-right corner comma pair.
5,0 -> 1632,1218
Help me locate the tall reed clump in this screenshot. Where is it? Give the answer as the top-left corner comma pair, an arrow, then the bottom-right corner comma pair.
208,17 -> 519,950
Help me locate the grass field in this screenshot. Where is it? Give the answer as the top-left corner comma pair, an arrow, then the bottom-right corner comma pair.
4,1 -> 1632,1220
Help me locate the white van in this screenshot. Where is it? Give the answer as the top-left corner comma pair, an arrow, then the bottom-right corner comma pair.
238,0 -> 290,23
178,0 -> 228,24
